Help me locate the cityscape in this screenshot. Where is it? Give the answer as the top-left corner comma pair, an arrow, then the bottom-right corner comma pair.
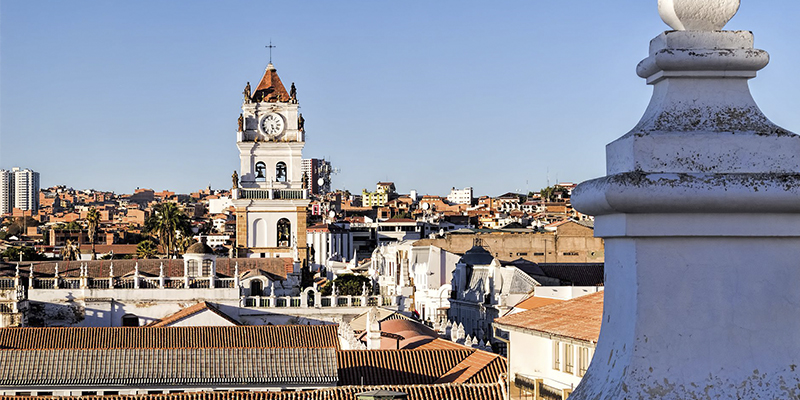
0,1 -> 798,400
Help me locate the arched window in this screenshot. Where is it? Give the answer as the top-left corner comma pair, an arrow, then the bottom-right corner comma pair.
121,314 -> 139,327
275,162 -> 287,182
187,259 -> 198,276
277,218 -> 291,247
255,162 -> 267,181
202,259 -> 213,276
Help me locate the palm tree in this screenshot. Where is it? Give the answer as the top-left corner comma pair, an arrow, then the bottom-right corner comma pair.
86,207 -> 101,260
62,239 -> 80,261
136,239 -> 158,259
145,202 -> 191,258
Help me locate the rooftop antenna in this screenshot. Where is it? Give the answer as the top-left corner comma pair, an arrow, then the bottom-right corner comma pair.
265,40 -> 276,64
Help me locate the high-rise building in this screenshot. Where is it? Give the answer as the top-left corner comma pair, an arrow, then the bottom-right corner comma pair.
302,158 -> 332,196
230,63 -> 310,263
0,170 -> 12,215
0,167 -> 40,214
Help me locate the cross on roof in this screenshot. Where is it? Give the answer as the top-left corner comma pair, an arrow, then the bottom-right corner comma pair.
266,40 -> 276,64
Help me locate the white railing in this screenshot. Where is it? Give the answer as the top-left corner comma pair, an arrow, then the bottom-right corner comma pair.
241,295 -> 383,309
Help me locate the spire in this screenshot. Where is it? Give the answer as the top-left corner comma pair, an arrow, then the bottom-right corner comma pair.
252,63 -> 290,103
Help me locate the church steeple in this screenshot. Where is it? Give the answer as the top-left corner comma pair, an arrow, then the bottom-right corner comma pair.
251,63 -> 291,103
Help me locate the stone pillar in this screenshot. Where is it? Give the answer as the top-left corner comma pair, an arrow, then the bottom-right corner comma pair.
570,2 -> 800,399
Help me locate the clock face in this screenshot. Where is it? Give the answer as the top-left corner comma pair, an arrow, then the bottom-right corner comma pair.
260,113 -> 285,136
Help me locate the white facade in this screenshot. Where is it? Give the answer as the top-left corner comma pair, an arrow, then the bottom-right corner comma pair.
306,224 -> 353,273
410,244 -> 460,323
231,63 -> 310,259
0,170 -> 11,215
207,196 -> 234,214
446,187 -> 473,205
505,327 -> 594,393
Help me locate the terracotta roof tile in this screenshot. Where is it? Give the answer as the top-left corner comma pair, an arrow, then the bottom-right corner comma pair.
336,348 -> 506,386
252,64 -> 290,103
435,349 -> 506,384
493,291 -> 604,343
0,325 -> 340,350
11,383 -> 505,400
337,349 -> 472,385
5,258 -> 289,280
143,301 -> 241,327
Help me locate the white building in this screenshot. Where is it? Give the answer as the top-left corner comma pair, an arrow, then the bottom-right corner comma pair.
0,170 -> 11,215
207,196 -> 233,215
410,244 -> 460,323
447,242 -> 539,342
446,187 -> 473,205
493,291 -> 602,398
306,223 -> 353,273
0,167 -> 40,214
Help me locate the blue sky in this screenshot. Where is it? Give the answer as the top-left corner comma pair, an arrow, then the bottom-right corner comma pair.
1,1 -> 798,197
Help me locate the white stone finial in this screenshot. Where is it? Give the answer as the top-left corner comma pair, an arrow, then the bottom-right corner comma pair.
658,0 -> 740,31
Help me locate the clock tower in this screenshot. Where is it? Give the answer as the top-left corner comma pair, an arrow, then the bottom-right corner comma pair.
231,62 -> 309,266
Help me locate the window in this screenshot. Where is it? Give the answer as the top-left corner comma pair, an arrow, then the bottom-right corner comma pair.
275,162 -> 287,182
121,314 -> 139,327
201,259 -> 212,276
516,252 -> 528,256
255,162 -> 267,181
277,218 -> 291,247
534,252 -> 545,256
563,252 -> 579,256
578,347 -> 591,377
564,343 -> 575,374
552,341 -> 561,370
187,259 -> 198,276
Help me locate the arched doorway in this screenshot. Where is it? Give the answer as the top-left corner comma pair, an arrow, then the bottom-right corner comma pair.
250,280 -> 263,296
121,313 -> 139,327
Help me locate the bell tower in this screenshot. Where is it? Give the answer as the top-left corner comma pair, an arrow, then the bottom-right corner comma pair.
231,62 -> 309,265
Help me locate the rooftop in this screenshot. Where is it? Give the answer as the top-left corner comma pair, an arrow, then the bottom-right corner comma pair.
493,291 -> 603,343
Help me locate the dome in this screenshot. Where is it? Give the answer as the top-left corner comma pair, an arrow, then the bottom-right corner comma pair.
459,245 -> 494,266
185,242 -> 215,255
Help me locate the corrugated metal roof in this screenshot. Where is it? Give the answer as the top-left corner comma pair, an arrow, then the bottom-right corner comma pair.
0,347 -> 337,387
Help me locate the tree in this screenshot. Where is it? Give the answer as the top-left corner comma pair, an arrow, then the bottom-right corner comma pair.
136,240 -> 158,259
1,246 -> 47,262
319,274 -> 372,296
144,202 -> 191,258
85,207 -> 101,260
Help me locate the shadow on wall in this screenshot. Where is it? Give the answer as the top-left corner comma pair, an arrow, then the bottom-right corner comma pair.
214,303 -> 337,326
26,298 -> 84,327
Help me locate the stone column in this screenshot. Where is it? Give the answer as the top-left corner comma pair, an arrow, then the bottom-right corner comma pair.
570,1 -> 800,399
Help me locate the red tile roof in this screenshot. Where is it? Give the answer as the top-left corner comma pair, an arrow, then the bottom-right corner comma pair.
0,325 -> 340,350
336,348 -> 506,386
506,296 -> 563,315
14,383 -> 505,400
435,349 -> 506,384
143,301 -> 241,327
8,258 -> 289,280
253,63 -> 290,103
493,291 -> 604,343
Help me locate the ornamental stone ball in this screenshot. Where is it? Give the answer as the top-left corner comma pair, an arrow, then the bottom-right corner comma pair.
658,0 -> 740,30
